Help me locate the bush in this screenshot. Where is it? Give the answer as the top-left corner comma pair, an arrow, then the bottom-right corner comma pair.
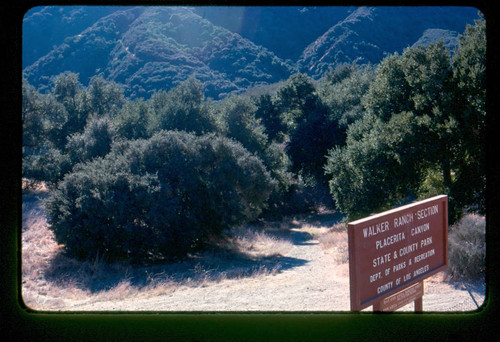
66,115 -> 116,165
45,130 -> 276,263
148,78 -> 217,136
22,147 -> 72,186
447,214 -> 486,281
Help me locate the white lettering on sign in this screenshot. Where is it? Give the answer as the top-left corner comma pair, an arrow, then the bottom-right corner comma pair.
399,242 -> 419,257
363,221 -> 390,238
380,281 -> 424,311
413,264 -> 430,277
420,236 -> 433,248
416,205 -> 439,220
414,249 -> 436,263
375,232 -> 406,250
370,272 -> 382,283
377,281 -> 394,294
411,223 -> 430,236
392,261 -> 406,273
372,253 -> 392,268
394,213 -> 414,228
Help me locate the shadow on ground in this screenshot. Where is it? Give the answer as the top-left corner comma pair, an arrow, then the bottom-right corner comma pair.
41,209 -> 343,294
44,239 -> 309,293
288,230 -> 318,246
449,278 -> 486,297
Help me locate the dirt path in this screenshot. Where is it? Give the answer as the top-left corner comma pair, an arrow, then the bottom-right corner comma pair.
65,224 -> 485,312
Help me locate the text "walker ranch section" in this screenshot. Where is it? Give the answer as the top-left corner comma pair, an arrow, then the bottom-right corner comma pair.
348,195 -> 448,311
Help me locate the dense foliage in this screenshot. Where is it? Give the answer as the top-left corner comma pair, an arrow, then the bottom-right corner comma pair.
23,17 -> 485,263
45,131 -> 275,262
325,18 -> 485,222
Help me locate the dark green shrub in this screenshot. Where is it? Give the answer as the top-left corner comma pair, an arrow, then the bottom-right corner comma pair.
217,95 -> 268,156
22,147 -> 72,186
22,79 -> 45,149
66,115 -> 116,165
325,112 -> 426,220
114,99 -> 150,140
447,214 -> 486,280
45,130 -> 275,263
148,78 -> 217,136
254,94 -> 284,142
22,116 -> 116,186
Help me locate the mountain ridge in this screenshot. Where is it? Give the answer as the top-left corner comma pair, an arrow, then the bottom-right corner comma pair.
298,6 -> 480,77
23,6 -> 480,99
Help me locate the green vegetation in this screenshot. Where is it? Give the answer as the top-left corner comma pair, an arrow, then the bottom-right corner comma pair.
45,131 -> 275,263
325,18 -> 485,223
23,18 -> 485,269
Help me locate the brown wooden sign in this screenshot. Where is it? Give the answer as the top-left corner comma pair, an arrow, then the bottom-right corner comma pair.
348,195 -> 448,311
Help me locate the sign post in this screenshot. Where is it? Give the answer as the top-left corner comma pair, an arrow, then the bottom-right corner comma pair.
348,195 -> 448,312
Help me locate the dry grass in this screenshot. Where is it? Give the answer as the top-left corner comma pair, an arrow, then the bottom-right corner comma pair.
317,222 -> 349,264
21,190 -> 296,310
229,225 -> 294,259
447,213 -> 486,281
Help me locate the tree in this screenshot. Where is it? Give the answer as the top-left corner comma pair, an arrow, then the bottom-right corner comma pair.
450,18 -> 486,215
375,43 -> 458,199
23,147 -> 72,186
363,43 -> 456,124
114,98 -> 151,140
254,93 -> 285,142
274,73 -> 317,133
325,112 -> 429,220
325,22 -> 486,222
39,93 -> 69,151
22,75 -> 124,186
53,72 -> 80,105
52,72 -> 92,137
22,78 -> 71,185
286,106 -> 343,183
363,53 -> 413,122
148,77 -> 216,135
318,63 -> 374,129
45,130 -> 276,263
217,95 -> 268,155
214,95 -> 294,200
88,75 -> 125,116
66,115 -> 116,166
22,79 -> 45,150
398,43 -> 458,201
274,73 -> 343,184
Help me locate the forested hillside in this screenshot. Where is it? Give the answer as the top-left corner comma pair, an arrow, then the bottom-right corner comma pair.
24,7 -> 294,99
298,6 -> 478,77
23,6 -> 480,99
22,6 -> 125,66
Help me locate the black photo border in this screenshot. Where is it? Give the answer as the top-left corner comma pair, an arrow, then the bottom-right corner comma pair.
2,1 -> 499,341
